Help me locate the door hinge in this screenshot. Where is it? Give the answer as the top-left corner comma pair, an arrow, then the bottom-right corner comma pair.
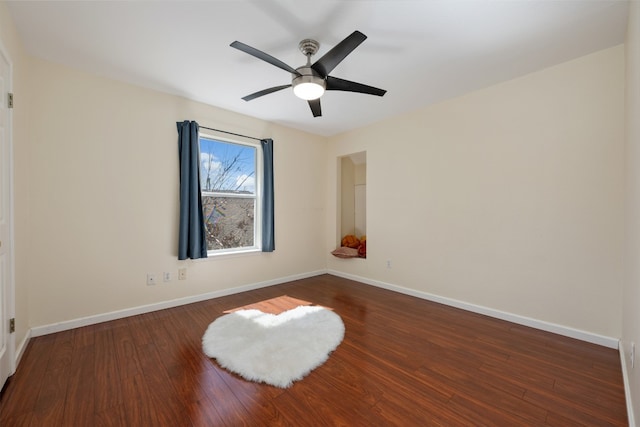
9,318 -> 15,333
8,93 -> 13,109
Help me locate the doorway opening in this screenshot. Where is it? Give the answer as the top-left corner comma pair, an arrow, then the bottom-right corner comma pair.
336,152 -> 366,258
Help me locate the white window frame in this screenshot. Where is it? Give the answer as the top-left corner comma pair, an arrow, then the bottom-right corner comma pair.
199,132 -> 263,256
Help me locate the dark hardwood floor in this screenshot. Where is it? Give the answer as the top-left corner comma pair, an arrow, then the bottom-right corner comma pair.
0,274 -> 628,426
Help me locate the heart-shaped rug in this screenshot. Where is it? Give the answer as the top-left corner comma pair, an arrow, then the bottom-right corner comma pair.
202,305 -> 345,388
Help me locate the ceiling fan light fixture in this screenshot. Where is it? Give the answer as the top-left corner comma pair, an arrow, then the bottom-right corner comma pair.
292,67 -> 326,100
293,81 -> 325,100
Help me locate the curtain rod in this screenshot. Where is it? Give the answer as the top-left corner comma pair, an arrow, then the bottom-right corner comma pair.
199,126 -> 263,142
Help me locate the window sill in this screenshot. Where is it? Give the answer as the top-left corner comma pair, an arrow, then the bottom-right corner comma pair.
195,247 -> 263,261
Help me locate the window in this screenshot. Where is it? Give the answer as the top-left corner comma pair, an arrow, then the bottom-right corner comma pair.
199,134 -> 261,253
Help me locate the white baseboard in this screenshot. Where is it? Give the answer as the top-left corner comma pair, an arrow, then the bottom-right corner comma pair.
30,269 -> 328,337
619,341 -> 637,427
29,267 -> 619,350
12,329 -> 31,375
328,270 -> 620,349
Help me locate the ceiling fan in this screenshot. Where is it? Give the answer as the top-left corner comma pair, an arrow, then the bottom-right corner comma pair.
230,30 -> 387,117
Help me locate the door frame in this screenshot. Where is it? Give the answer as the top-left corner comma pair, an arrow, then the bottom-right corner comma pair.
0,38 -> 16,388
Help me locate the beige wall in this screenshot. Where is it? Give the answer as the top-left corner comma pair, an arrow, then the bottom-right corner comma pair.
624,0 -> 640,422
328,45 -> 625,339
24,57 -> 327,327
0,1 -> 30,353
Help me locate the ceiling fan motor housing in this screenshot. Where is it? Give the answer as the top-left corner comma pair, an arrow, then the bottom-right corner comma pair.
298,39 -> 320,57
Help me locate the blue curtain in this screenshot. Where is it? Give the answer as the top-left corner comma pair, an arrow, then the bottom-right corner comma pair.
177,121 -> 208,260
261,138 -> 275,252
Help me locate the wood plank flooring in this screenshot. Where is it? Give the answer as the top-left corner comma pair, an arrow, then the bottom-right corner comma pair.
0,274 -> 628,426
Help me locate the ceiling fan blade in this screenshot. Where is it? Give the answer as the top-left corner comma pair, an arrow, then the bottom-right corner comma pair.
308,99 -> 322,117
325,76 -> 386,96
242,84 -> 292,102
231,41 -> 301,76
311,30 -> 367,77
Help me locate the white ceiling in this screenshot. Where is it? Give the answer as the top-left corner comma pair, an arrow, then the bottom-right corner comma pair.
7,0 -> 629,137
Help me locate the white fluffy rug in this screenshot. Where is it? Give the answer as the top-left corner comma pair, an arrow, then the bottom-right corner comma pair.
202,305 -> 344,388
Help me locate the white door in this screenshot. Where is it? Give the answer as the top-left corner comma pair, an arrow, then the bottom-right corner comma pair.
0,44 -> 14,390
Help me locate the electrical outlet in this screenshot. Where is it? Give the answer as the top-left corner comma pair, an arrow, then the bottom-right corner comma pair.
146,274 -> 157,286
386,260 -> 392,269
631,342 -> 635,369
178,268 -> 187,280
163,272 -> 172,282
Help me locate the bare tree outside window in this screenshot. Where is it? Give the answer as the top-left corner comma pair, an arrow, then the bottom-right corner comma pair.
200,137 -> 257,251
